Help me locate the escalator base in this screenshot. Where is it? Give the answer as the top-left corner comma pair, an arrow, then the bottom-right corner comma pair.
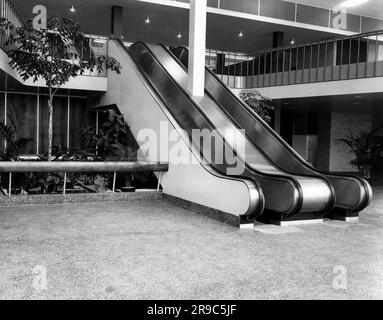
256,211 -> 325,226
326,208 -> 360,222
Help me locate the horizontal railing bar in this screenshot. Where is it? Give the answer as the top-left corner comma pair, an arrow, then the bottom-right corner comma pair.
0,161 -> 169,173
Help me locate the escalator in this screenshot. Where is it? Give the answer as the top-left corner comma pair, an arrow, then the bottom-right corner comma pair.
102,39 -> 264,225
127,42 -> 335,222
169,46 -> 373,218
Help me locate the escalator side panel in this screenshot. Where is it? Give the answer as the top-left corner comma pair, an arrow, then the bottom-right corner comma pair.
100,39 -> 264,220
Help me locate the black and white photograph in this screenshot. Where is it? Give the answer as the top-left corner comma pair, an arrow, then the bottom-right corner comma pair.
0,0 -> 382,306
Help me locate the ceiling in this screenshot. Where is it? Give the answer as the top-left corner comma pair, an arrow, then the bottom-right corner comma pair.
288,0 -> 383,19
11,0 -> 343,52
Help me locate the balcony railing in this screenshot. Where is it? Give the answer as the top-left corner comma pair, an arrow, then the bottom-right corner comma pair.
0,0 -> 23,51
206,29 -> 383,89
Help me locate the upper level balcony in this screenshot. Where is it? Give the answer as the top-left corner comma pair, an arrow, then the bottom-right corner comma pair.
202,29 -> 383,98
0,0 -> 108,92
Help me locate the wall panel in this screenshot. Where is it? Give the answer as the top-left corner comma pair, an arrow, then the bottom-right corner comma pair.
0,93 -> 4,153
297,4 -> 329,27
7,93 -> 37,154
260,0 -> 295,21
39,96 -> 68,154
69,97 -> 95,150
221,0 -> 259,15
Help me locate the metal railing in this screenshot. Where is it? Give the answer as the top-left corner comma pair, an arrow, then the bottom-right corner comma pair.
0,0 -> 23,51
207,29 -> 383,89
0,161 -> 169,197
82,34 -> 109,77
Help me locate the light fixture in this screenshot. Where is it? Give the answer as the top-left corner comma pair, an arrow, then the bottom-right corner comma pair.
338,0 -> 369,8
69,5 -> 76,13
290,38 -> 295,45
238,30 -> 244,38
145,17 -> 151,24
177,32 -> 182,39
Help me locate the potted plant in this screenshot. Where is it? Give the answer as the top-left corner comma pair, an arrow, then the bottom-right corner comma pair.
81,109 -> 138,192
337,126 -> 382,179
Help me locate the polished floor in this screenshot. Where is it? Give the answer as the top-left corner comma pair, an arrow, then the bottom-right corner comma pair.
0,188 -> 382,300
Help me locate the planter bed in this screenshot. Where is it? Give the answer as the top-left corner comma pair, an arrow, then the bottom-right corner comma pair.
0,190 -> 162,207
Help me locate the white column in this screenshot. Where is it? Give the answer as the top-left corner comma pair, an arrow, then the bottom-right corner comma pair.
188,0 -> 207,97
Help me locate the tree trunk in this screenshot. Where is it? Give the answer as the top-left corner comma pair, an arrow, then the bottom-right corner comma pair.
47,96 -> 53,161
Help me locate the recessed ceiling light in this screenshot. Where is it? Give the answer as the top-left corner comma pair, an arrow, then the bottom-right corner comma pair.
145,17 -> 151,23
238,31 -> 244,38
177,32 -> 182,39
70,5 -> 76,13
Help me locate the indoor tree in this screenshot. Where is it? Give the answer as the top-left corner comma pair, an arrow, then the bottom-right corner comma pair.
0,17 -> 121,160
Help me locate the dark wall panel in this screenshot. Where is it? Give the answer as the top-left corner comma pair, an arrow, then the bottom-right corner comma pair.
208,0 -> 219,8
39,96 -> 68,154
7,93 -> 37,154
0,93 -> 4,153
0,93 -> 4,123
297,4 -> 329,27
69,97 -> 95,150
260,0 -> 295,21
221,0 -> 259,15
362,17 -> 383,33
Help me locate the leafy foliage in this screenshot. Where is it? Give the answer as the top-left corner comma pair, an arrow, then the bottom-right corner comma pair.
239,89 -> 274,124
0,17 -> 121,159
0,118 -> 32,160
81,109 -> 137,161
337,126 -> 382,177
0,17 -> 121,86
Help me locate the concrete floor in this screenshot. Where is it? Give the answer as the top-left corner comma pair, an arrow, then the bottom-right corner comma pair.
0,188 -> 383,300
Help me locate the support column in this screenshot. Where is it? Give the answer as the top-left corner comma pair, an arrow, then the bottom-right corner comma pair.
273,31 -> 284,48
273,101 -> 281,134
111,6 -> 123,38
188,0 -> 207,97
